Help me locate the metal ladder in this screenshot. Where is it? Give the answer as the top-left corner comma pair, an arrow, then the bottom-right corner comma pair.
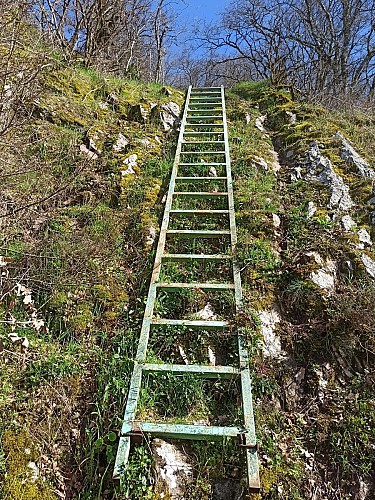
114,86 -> 260,491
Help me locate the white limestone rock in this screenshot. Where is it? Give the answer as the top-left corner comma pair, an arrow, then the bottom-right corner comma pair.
152,439 -> 193,499
307,201 -> 317,218
155,101 -> 180,132
113,133 -> 129,152
252,156 -> 268,170
291,166 -> 302,181
357,228 -> 372,249
272,213 -> 281,228
311,269 -> 335,293
341,214 -> 356,231
335,132 -> 375,180
286,110 -> 297,124
255,114 -> 267,133
196,303 -> 217,320
305,142 -> 354,212
361,253 -> 375,278
79,144 -> 98,160
259,306 -> 286,359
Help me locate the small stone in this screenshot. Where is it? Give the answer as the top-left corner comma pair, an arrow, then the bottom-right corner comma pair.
341,214 -> 356,231
311,269 -> 335,293
123,154 -> 138,168
255,114 -> 267,133
304,251 -> 324,266
98,101 -> 108,110
113,133 -> 129,152
146,226 -> 156,247
121,166 -> 135,176
27,461 -> 39,481
357,228 -> 372,248
209,166 -> 217,177
361,253 -> 375,278
151,101 -> 180,132
196,303 -> 217,320
79,144 -> 98,160
245,113 -> 251,124
138,138 -> 151,147
286,110 -> 297,124
305,142 -> 354,212
307,201 -> 317,218
272,213 -> 281,228
259,306 -> 286,359
107,91 -> 119,105
291,166 -> 302,181
252,156 -> 268,170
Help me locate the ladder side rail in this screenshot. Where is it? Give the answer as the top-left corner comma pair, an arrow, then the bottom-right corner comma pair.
221,86 -> 260,490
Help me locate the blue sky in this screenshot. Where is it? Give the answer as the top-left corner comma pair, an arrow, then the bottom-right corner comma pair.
179,0 -> 227,23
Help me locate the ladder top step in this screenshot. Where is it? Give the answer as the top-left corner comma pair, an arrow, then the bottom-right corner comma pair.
162,253 -> 231,261
151,318 -> 229,328
156,282 -> 235,290
142,363 -> 240,378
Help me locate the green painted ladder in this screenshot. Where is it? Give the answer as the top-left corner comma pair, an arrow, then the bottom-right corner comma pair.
114,86 -> 260,491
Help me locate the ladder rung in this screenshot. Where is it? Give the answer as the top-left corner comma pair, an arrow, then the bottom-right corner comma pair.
182,141 -> 225,144
180,151 -> 226,154
190,97 -> 222,101
166,229 -> 230,237
170,209 -> 229,215
175,177 -> 227,181
156,282 -> 235,291
185,123 -> 224,126
186,116 -> 223,120
142,363 -> 240,378
179,162 -> 226,166
173,192 -> 228,197
187,106 -> 220,113
126,423 -> 245,441
151,319 -> 229,329
162,253 -> 231,261
184,132 -> 224,136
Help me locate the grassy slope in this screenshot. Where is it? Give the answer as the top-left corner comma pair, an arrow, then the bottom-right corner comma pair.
1,57 -> 374,499
0,61 -> 183,499
227,81 -> 375,499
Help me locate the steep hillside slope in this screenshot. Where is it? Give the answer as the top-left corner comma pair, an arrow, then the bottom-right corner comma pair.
0,61 -> 183,499
1,65 -> 374,499
227,82 -> 375,499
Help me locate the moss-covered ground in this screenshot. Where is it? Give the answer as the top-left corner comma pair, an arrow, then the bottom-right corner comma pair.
1,47 -> 375,499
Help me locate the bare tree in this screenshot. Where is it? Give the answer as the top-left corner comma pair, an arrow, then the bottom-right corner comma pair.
0,1 -> 47,134
201,0 -> 375,99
